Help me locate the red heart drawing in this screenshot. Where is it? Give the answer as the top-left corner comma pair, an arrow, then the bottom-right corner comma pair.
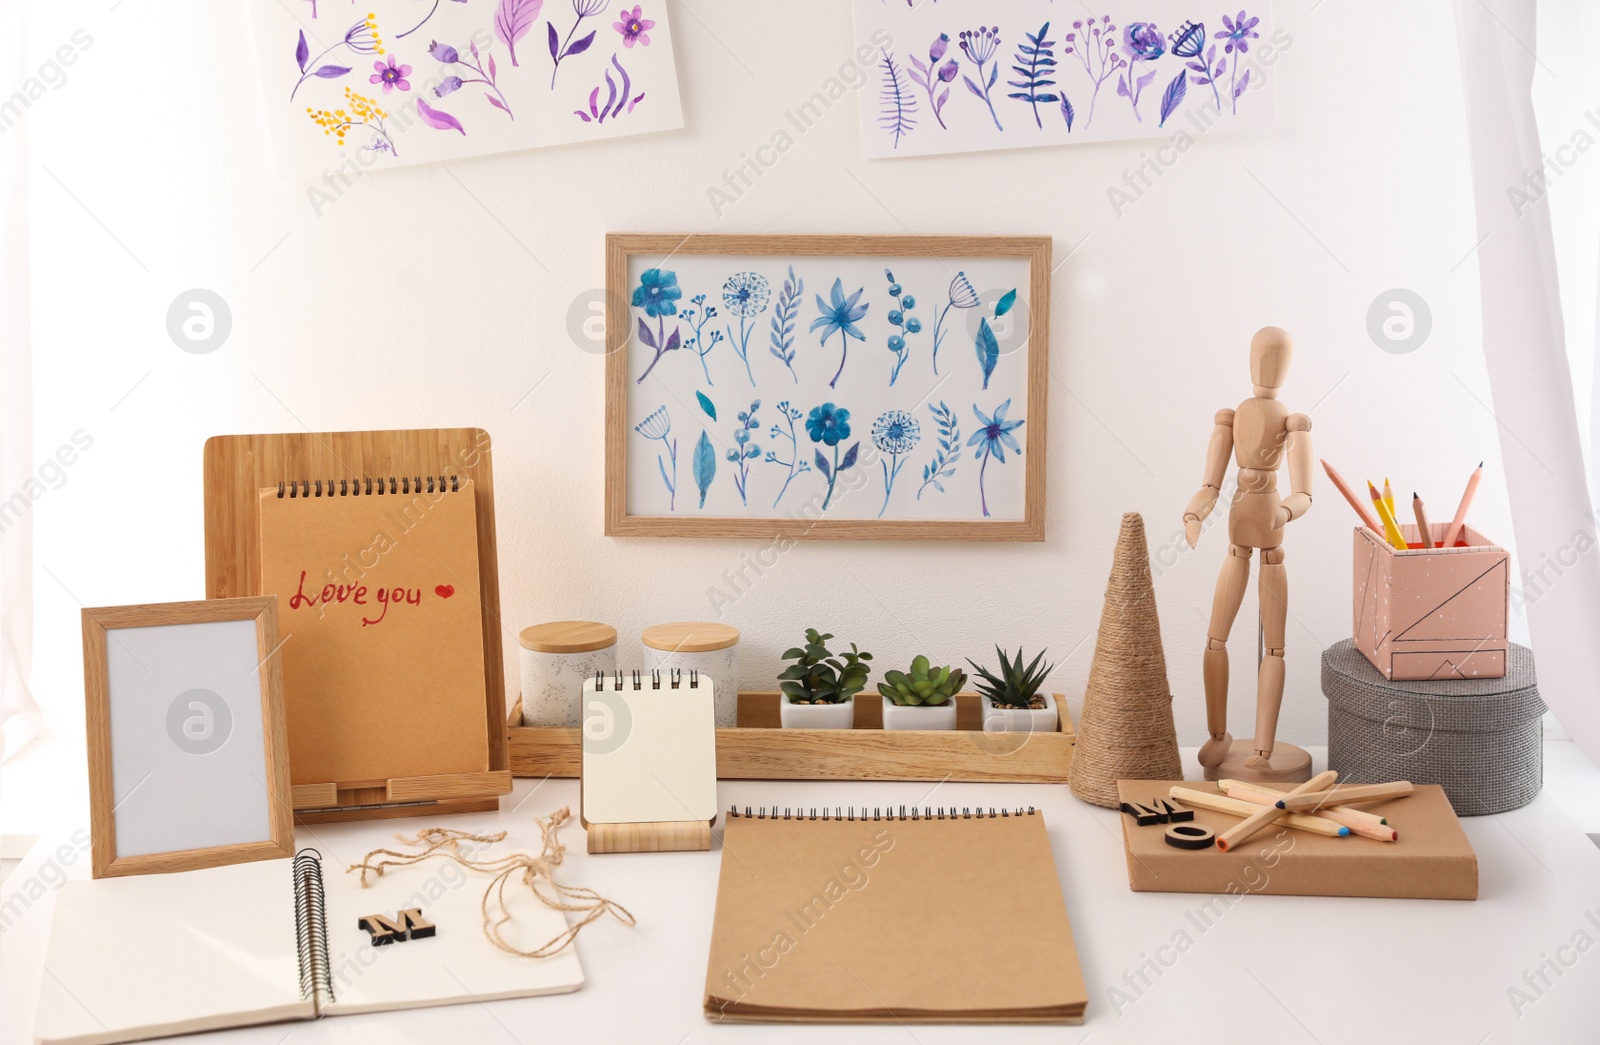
435,584 -> 455,599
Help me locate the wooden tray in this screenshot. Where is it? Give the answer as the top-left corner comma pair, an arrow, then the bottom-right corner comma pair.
509,692 -> 1075,783
204,429 -> 512,823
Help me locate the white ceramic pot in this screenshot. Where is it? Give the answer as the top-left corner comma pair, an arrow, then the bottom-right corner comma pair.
641,622 -> 740,728
519,622 -> 618,727
980,692 -> 1058,733
780,697 -> 856,729
881,695 -> 958,731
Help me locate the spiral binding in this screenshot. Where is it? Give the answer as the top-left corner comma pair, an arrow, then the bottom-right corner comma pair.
292,849 -> 333,1006
275,474 -> 463,498
728,806 -> 1037,821
590,668 -> 701,691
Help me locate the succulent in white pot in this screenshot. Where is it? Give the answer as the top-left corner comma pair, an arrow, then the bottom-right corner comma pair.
878,656 -> 964,731
967,646 -> 1057,733
777,628 -> 872,729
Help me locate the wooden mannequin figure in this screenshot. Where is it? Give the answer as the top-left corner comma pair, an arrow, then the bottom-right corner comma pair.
1182,326 -> 1315,784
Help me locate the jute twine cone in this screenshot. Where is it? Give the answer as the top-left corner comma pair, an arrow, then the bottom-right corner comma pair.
1069,512 -> 1184,808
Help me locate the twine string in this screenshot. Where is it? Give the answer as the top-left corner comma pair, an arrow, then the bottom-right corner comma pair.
345,806 -> 635,958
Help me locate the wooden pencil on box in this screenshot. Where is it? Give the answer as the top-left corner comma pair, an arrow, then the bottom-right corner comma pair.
1276,781 -> 1414,811
1168,783 -> 1347,843
1216,770 -> 1340,851
1218,780 -> 1397,841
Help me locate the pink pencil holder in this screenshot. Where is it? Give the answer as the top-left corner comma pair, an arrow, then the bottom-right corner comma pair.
1352,524 -> 1509,681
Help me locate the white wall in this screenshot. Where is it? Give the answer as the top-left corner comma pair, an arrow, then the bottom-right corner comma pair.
19,1 -> 1520,770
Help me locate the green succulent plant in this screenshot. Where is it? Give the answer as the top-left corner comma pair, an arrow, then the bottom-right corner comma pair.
966,646 -> 1054,709
778,628 -> 873,705
877,655 -> 966,707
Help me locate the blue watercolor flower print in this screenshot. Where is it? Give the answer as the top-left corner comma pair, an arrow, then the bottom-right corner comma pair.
807,403 -> 859,510
768,267 -> 803,383
633,267 -> 682,384
722,271 -> 771,386
932,271 -> 979,375
726,400 -> 761,506
883,269 -> 921,385
916,401 -> 961,499
810,278 -> 869,390
635,405 -> 677,510
968,399 -> 1025,518
682,293 -> 724,385
1216,10 -> 1260,113
872,409 -> 922,518
693,429 -> 716,509
765,400 -> 812,507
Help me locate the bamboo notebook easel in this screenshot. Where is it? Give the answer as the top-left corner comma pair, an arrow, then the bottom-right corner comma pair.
204,429 -> 512,824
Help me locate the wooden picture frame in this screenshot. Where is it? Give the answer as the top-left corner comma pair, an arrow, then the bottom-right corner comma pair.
83,597 -> 293,878
606,234 -> 1051,540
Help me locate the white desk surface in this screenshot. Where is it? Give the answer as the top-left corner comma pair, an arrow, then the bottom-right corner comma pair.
5,748 -> 1599,1045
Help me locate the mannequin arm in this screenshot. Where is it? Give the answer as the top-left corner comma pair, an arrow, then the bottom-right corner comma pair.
1277,413 -> 1313,524
1183,408 -> 1234,547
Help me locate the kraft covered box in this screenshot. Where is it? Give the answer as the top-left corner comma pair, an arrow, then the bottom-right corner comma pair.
1323,639 -> 1544,816
1353,523 -> 1508,681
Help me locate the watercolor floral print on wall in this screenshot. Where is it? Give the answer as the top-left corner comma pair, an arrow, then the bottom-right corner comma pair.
851,1 -> 1279,160
625,253 -> 1034,523
248,0 -> 684,180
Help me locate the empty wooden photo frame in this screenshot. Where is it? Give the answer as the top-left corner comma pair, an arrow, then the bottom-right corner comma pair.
82,597 -> 293,878
606,234 -> 1051,540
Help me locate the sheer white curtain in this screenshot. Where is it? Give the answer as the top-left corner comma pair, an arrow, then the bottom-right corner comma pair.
0,0 -> 41,761
1455,0 -> 1600,764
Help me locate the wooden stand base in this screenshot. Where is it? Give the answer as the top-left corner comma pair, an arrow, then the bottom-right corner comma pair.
294,796 -> 501,826
1201,740 -> 1312,785
586,820 -> 713,854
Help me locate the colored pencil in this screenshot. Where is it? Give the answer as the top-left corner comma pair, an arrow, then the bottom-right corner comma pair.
1383,477 -> 1396,517
1276,781 -> 1414,811
1320,459 -> 1383,533
1218,782 -> 1397,841
1167,787 -> 1349,839
1217,770 -> 1339,851
1368,481 -> 1408,550
1412,492 -> 1434,549
1441,463 -> 1484,549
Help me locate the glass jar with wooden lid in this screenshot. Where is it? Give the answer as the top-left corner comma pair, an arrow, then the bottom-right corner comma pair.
519,621 -> 617,727
641,622 -> 740,727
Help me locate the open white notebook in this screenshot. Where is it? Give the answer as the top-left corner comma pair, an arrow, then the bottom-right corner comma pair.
35,849 -> 583,1045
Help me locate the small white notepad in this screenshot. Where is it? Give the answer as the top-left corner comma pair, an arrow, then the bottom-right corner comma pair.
581,671 -> 717,826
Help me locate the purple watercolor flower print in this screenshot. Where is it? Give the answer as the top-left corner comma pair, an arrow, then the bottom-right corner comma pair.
397,0 -> 468,40
432,38 -> 514,119
1063,15 -> 1124,127
550,0 -> 608,90
290,16 -> 382,101
1117,22 -> 1162,123
613,6 -> 654,47
1216,10 -> 1260,113
1171,20 -> 1225,111
371,55 -> 412,93
958,26 -> 1004,131
574,54 -> 645,122
907,34 -> 958,130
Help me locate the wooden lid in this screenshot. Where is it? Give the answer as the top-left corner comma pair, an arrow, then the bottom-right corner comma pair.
519,621 -> 617,653
641,622 -> 740,653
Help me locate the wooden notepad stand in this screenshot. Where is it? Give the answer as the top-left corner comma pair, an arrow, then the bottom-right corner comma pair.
204,429 -> 513,824
580,671 -> 717,854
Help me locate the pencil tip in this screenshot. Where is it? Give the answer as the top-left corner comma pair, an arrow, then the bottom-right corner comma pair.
1338,827 -> 1350,836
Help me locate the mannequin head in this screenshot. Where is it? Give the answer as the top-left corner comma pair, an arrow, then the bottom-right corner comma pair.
1249,326 -> 1293,398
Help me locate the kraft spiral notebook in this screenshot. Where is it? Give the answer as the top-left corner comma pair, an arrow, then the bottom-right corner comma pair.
34,849 -> 583,1045
704,808 -> 1087,1024
256,477 -> 490,790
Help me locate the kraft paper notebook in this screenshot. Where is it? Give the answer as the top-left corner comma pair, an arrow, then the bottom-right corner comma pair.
34,849 -> 583,1045
257,478 -> 489,788
704,809 -> 1087,1024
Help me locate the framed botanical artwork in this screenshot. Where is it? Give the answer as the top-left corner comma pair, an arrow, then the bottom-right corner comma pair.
605,234 -> 1050,540
82,597 -> 293,878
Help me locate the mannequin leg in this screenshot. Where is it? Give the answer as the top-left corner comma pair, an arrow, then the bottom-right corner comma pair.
1248,545 -> 1288,767
1199,544 -> 1252,767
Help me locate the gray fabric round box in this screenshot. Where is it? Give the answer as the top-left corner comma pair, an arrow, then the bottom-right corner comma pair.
1322,639 -> 1544,816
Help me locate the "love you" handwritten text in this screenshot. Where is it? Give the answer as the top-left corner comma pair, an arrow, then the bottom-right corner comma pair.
287,570 -> 454,627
